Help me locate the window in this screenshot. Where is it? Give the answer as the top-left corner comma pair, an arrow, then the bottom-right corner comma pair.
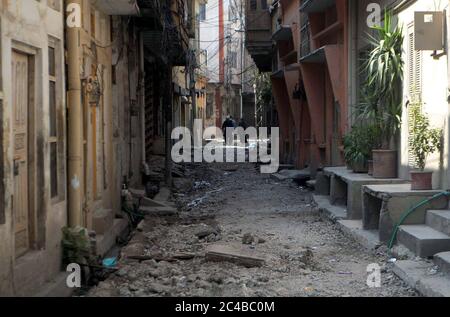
199,4 -> 206,21
250,0 -> 257,11
230,52 -> 237,68
91,11 -> 96,38
229,6 -> 236,21
48,38 -> 64,201
261,0 -> 268,10
48,44 -> 58,199
206,93 -> 214,118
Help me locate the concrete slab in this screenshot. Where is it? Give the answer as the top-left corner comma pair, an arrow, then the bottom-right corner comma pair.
271,169 -> 311,182
426,210 -> 450,236
417,275 -> 450,297
392,260 -> 430,289
313,195 -> 347,221
337,220 -> 381,250
394,259 -> 450,297
362,184 -> 448,242
205,244 -> 265,268
277,164 -> 295,171
306,180 -> 316,190
434,252 -> 450,274
34,272 -> 74,297
141,197 -> 171,208
129,188 -> 146,199
363,183 -> 442,197
96,219 -> 129,257
92,209 -> 114,235
324,167 -> 406,220
139,205 -> 178,216
315,172 -> 330,196
398,225 -> 450,258
154,187 -> 171,202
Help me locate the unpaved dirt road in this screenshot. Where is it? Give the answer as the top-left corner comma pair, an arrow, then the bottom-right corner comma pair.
89,163 -> 417,297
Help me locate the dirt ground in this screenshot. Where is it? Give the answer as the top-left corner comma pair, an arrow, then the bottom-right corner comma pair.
88,163 -> 417,297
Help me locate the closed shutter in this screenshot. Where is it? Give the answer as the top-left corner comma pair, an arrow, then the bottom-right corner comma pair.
407,24 -> 422,168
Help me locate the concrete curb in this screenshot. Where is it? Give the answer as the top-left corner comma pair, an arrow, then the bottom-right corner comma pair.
313,194 -> 450,297
392,260 -> 450,297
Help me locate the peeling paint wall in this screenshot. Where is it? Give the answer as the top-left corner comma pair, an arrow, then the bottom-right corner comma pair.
0,0 -> 66,296
110,16 -> 144,213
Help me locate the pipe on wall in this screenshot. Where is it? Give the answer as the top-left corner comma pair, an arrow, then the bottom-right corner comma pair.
65,0 -> 84,227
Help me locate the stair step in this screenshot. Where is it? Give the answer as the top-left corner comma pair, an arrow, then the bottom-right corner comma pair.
426,210 -> 450,236
434,252 -> 450,274
92,209 -> 114,235
397,225 -> 450,258
306,180 -> 316,189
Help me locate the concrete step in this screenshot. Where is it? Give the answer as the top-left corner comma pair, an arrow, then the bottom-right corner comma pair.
313,195 -> 347,221
426,210 -> 450,236
96,219 -> 129,257
271,169 -> 311,182
306,180 -> 316,190
398,225 -> 450,258
434,252 -> 450,274
92,209 -> 114,235
392,260 -> 450,297
154,187 -> 171,202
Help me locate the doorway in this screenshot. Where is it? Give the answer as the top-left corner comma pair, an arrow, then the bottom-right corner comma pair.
12,50 -> 35,258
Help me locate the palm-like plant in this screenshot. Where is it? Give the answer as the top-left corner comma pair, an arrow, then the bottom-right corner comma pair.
358,11 -> 404,148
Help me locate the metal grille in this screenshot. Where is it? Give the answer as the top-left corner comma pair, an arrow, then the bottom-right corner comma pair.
407,24 -> 423,168
300,12 -> 311,58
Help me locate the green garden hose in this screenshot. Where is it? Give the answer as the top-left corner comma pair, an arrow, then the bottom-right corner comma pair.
387,191 -> 450,249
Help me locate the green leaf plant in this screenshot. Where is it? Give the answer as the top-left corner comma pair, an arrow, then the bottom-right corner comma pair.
409,104 -> 442,171
344,125 -> 381,168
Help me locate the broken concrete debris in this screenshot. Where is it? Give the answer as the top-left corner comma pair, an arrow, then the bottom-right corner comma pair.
205,244 -> 266,268
195,224 -> 219,239
87,163 -> 417,298
242,233 -> 254,245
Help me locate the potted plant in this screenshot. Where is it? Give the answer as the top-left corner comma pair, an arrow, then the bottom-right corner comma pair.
343,125 -> 380,174
409,104 -> 442,190
359,11 -> 404,179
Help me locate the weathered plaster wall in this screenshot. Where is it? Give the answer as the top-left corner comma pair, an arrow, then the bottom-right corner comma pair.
398,0 -> 449,189
0,0 -> 66,295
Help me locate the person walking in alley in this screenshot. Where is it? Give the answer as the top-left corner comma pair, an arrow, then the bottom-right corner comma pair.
238,118 -> 249,144
222,115 -> 235,144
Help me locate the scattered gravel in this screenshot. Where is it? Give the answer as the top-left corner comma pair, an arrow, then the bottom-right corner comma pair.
88,163 -> 417,297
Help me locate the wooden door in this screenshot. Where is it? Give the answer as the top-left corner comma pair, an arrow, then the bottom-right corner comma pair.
12,51 -> 30,257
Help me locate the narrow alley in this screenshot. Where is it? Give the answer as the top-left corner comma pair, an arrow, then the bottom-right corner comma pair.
88,162 -> 416,297
2,0 -> 450,301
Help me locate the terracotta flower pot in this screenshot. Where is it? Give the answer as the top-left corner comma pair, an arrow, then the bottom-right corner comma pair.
368,160 -> 374,176
372,150 -> 397,179
410,170 -> 433,190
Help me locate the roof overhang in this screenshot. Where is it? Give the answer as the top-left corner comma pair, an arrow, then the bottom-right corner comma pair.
272,25 -> 292,41
92,0 -> 140,15
271,69 -> 285,79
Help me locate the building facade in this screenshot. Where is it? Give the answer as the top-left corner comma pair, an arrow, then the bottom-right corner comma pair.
0,0 -> 202,296
201,0 -> 255,128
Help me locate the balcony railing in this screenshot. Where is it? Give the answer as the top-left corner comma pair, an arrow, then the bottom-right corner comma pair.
300,0 -> 335,13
